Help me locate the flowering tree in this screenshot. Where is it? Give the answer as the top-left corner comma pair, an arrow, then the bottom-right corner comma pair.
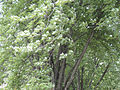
0,0 -> 120,89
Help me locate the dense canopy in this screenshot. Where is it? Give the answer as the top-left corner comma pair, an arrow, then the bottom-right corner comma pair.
0,0 -> 120,90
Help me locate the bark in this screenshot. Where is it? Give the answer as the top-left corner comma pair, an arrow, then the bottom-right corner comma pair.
54,44 -> 68,90
54,60 -> 61,89
56,59 -> 66,90
49,49 -> 55,83
77,69 -> 80,90
54,45 -> 63,89
64,31 -> 94,90
81,66 -> 84,90
64,62 -> 77,86
72,80 -> 76,90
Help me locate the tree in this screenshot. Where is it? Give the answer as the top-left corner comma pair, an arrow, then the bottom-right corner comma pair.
0,0 -> 120,90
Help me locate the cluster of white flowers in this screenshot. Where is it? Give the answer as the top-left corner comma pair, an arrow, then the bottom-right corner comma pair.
13,44 -> 34,53
68,50 -> 74,55
26,45 -> 33,52
34,62 -> 43,66
10,16 -> 20,21
60,53 -> 68,60
34,26 -> 41,33
17,30 -> 30,37
29,4 -> 36,10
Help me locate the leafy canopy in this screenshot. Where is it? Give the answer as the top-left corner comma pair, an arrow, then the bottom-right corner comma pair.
0,0 -> 120,89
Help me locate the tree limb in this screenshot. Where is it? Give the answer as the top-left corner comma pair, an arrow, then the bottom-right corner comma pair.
77,69 -> 80,90
64,31 -> 94,90
94,63 -> 110,89
81,66 -> 84,90
56,59 -> 66,90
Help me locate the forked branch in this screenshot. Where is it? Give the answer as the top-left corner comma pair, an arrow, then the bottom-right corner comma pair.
64,31 -> 94,90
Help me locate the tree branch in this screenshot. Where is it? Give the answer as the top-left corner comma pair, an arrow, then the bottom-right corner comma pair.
56,59 -> 66,90
77,69 -> 80,90
94,63 -> 110,89
64,31 -> 94,90
81,66 -> 84,90
88,58 -> 99,89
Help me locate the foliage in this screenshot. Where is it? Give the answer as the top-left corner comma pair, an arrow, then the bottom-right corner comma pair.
0,0 -> 120,90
